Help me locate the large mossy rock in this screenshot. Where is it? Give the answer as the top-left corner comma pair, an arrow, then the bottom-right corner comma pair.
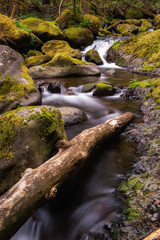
55,9 -> 73,29
64,27 -> 94,48
83,14 -> 101,35
138,19 -> 152,32
21,17 -> 64,42
41,40 -> 82,59
0,106 -> 66,195
107,29 -> 160,76
154,14 -> 160,29
0,14 -> 31,52
116,23 -> 138,35
0,45 -> 40,114
25,55 -> 52,68
85,50 -> 103,65
29,52 -> 100,78
93,83 -> 115,96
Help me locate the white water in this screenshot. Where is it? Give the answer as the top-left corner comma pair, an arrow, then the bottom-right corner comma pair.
82,37 -> 122,68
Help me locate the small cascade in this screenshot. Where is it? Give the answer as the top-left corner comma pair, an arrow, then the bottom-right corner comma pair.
82,36 -> 122,68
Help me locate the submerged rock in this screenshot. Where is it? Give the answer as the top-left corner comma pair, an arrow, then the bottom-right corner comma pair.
0,45 -> 40,114
58,107 -> 87,126
85,49 -> 103,65
29,52 -> 100,78
0,105 -> 66,195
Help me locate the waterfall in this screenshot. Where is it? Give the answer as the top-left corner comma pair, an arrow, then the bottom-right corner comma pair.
82,36 -> 122,68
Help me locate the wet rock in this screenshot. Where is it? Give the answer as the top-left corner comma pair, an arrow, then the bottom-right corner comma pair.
0,106 -> 66,195
82,83 -> 97,93
0,45 -> 40,114
85,50 -> 103,65
93,83 -> 116,97
58,107 -> 87,126
105,69 -> 116,75
48,81 -> 61,93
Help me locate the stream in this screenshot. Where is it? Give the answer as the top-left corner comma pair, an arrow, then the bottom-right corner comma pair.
11,36 -> 151,240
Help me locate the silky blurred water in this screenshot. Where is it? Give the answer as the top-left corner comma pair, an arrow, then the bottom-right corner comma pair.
11,36 -> 151,240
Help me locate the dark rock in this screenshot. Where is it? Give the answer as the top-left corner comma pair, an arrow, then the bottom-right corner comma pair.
48,81 -> 61,93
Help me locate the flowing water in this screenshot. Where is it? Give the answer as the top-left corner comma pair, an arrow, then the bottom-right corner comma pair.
11,36 -> 151,240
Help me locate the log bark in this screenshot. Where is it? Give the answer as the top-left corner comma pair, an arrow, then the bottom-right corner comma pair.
143,228 -> 160,240
0,112 -> 134,240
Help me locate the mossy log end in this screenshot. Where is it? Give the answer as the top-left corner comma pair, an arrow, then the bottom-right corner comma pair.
0,112 -> 134,240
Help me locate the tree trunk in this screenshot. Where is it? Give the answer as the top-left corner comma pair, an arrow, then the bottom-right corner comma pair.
0,112 -> 134,240
143,228 -> 160,240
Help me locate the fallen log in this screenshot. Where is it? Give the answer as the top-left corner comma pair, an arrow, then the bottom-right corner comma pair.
0,112 -> 134,240
143,228 -> 160,240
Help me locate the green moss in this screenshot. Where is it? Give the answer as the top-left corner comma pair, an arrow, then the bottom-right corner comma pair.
116,24 -> 138,34
55,9 -> 73,29
154,14 -> 160,27
0,65 -> 37,103
21,17 -> 64,41
0,111 -> 23,160
112,42 -> 121,51
41,40 -> 82,59
128,78 -> 155,89
82,14 -> 101,34
125,207 -> 142,221
96,83 -> 112,90
138,20 -> 152,32
25,55 -> 51,68
44,52 -> 91,67
125,8 -> 143,19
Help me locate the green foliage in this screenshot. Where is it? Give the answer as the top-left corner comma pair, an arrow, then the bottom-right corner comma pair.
81,18 -> 90,28
19,12 -> 40,20
15,20 -> 35,46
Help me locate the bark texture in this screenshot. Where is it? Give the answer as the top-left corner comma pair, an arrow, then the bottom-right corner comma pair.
0,112 -> 134,240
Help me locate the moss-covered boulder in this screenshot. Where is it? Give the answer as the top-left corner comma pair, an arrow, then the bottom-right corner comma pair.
83,14 -> 101,35
64,27 -> 94,48
55,9 -> 73,29
41,40 -> 82,59
116,23 -> 138,35
0,106 -> 66,195
125,8 -> 144,19
138,19 -> 152,32
21,17 -> 64,42
27,50 -> 43,57
0,14 -> 32,52
107,29 -> 160,76
85,49 -> 103,65
154,14 -> 160,29
29,52 -> 100,78
25,55 -> 52,68
0,45 -> 40,114
93,83 -> 115,96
